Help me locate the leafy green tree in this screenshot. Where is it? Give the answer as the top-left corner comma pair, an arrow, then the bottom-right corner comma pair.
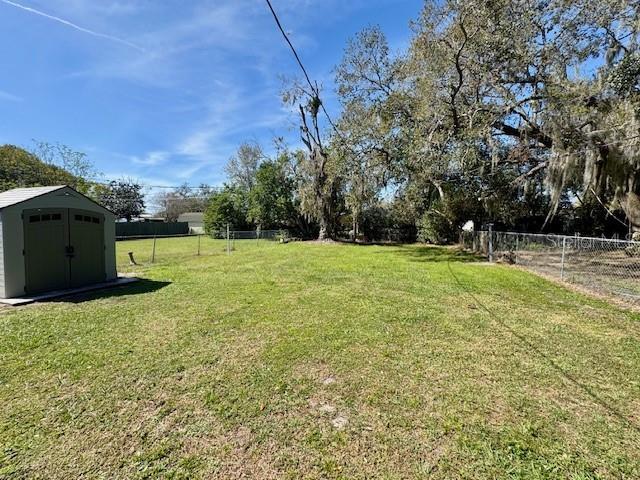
225,142 -> 264,192
407,0 -> 640,229
248,157 -> 297,229
333,102 -> 390,239
333,1 -> 639,238
30,141 -> 98,194
0,145 -> 78,192
203,187 -> 250,234
98,180 -> 145,221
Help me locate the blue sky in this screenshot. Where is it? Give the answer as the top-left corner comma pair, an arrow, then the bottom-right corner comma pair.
0,0 -> 422,195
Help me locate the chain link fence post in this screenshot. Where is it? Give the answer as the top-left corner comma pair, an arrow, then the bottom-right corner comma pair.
560,236 -> 567,280
151,223 -> 157,263
488,224 -> 494,262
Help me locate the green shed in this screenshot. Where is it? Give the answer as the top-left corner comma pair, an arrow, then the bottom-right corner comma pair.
0,185 -> 117,298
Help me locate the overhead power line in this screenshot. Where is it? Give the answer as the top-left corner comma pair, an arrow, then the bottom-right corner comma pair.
264,0 -> 341,136
264,0 -> 315,98
87,177 -> 224,190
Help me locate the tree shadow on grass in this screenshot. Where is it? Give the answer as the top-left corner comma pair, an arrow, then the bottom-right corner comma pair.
337,239 -> 483,263
50,279 -> 171,304
387,244 -> 484,263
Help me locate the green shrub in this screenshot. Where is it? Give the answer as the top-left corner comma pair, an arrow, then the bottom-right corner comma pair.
417,207 -> 456,244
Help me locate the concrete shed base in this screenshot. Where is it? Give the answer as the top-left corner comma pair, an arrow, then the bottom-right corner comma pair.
0,277 -> 139,306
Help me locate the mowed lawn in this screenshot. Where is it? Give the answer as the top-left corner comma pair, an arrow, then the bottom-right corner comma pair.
1,239 -> 639,479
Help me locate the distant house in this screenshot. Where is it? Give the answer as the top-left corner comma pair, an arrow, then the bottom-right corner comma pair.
123,213 -> 165,223
178,212 -> 204,234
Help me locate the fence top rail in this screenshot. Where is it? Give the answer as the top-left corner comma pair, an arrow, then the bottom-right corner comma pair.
473,230 -> 640,246
116,233 -> 204,241
221,230 -> 284,233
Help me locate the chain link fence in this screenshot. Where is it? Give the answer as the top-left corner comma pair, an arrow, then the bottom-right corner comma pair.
116,229 -> 288,273
461,230 -> 640,304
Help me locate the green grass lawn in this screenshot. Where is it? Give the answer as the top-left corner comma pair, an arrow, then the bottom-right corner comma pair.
1,238 -> 639,479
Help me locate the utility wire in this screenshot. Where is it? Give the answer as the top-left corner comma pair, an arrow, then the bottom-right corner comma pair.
264,0 -> 342,138
264,0 -> 316,99
589,187 -> 629,227
87,178 -> 224,190
446,258 -> 640,433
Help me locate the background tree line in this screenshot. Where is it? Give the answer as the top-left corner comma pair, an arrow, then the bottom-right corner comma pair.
3,0 -> 638,242
212,0 -> 639,242
201,141 -> 316,237
0,142 -> 146,221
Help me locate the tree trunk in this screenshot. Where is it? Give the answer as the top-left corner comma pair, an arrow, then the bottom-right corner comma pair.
352,213 -> 357,241
432,180 -> 446,201
314,148 -> 332,241
620,192 -> 640,233
355,215 -> 359,240
318,219 -> 329,241
317,198 -> 333,241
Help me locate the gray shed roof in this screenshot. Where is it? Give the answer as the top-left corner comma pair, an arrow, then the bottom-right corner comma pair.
0,186 -> 66,209
0,185 -> 114,215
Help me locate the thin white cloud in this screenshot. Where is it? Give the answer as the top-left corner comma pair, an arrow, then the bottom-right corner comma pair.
11,0 -> 367,188
131,150 -> 170,166
62,1 -> 293,86
0,0 -> 145,52
0,89 -> 22,102
178,130 -> 215,158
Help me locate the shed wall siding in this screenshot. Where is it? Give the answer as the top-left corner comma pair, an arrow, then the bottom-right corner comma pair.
104,217 -> 117,280
1,187 -> 117,298
2,207 -> 22,298
0,213 -> 5,298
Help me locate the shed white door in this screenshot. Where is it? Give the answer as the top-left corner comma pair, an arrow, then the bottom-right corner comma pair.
23,208 -> 106,294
